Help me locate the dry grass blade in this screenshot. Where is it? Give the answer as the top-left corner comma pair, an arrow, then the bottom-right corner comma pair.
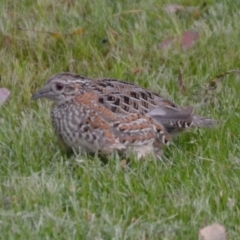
113,9 -> 143,17
204,69 -> 240,92
177,68 -> 186,94
18,27 -> 85,39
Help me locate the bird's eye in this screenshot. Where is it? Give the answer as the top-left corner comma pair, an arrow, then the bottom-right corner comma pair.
55,83 -> 64,91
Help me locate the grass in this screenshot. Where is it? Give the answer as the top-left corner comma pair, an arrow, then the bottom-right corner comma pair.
0,0 -> 240,239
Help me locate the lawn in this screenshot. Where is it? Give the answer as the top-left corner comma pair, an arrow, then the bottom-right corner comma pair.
0,0 -> 240,239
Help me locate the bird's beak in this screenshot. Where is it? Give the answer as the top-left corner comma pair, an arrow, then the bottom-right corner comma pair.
31,85 -> 51,100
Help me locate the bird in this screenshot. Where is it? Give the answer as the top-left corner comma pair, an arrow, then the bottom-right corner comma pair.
31,72 -> 217,159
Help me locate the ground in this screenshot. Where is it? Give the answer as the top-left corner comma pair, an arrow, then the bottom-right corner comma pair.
0,0 -> 240,239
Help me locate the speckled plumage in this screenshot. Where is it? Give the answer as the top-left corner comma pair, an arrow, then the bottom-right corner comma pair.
32,72 -> 217,159
50,91 -> 170,158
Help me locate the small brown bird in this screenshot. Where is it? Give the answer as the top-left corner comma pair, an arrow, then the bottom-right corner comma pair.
32,72 -> 217,159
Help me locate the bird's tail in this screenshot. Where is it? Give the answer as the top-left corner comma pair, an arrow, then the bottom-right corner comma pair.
191,115 -> 219,128
147,106 -> 218,134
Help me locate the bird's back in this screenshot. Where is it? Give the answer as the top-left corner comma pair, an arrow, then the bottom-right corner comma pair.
88,78 -> 216,134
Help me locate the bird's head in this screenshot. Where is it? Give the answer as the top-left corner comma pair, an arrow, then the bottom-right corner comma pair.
31,72 -> 91,104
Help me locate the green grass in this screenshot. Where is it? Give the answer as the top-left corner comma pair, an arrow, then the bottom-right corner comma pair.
0,0 -> 240,239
